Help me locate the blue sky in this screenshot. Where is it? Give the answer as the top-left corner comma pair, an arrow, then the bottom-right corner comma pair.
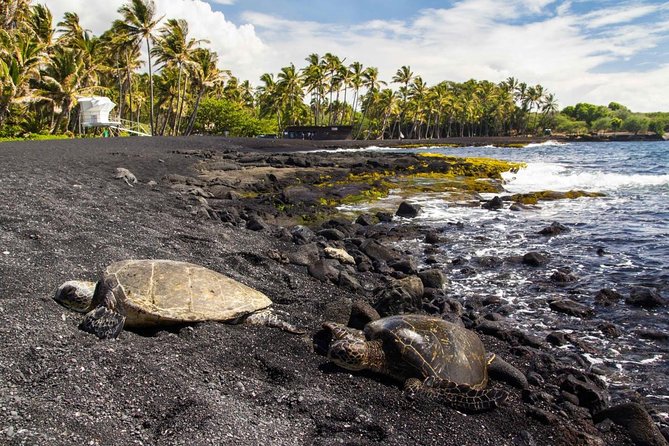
43,0 -> 669,111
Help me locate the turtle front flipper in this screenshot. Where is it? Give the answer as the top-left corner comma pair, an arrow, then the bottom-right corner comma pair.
80,306 -> 126,339
405,377 -> 507,413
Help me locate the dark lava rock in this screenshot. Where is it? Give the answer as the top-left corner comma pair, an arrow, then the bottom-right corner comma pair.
635,329 -> 669,341
360,239 -> 400,263
476,320 -> 546,349
395,201 -> 422,218
546,331 -> 569,346
308,258 -> 340,282
509,202 -> 531,211
559,373 -> 608,413
526,406 -> 560,425
550,270 -> 577,283
375,211 -> 394,222
626,286 -> 667,308
598,322 -> 622,339
286,243 -> 320,266
387,257 -> 418,274
373,276 -> 424,316
355,213 -> 374,226
594,403 -> 668,446
477,256 -> 504,269
418,269 -> 448,290
482,195 -> 504,210
424,231 -> 442,244
523,252 -> 549,267
281,185 -> 321,205
317,228 -> 346,241
291,225 -> 316,245
595,288 -> 623,306
338,270 -> 362,293
347,300 -> 381,330
549,299 -> 594,318
539,222 -> 570,236
246,215 -> 269,231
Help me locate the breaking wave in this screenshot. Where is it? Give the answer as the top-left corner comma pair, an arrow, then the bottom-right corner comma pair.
502,162 -> 669,193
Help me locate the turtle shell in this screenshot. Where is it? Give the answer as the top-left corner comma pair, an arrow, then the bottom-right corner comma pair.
102,259 -> 272,327
365,314 -> 489,389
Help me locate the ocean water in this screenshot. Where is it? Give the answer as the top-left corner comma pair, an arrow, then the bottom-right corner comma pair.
335,141 -> 669,414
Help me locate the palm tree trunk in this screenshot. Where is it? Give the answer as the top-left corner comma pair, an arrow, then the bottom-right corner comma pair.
185,87 -> 205,136
146,37 -> 155,135
172,64 -> 183,136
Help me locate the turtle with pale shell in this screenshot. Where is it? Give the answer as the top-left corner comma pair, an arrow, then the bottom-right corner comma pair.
54,259 -> 303,339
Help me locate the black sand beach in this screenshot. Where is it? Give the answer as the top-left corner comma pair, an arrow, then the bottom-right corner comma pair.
0,136 -> 665,446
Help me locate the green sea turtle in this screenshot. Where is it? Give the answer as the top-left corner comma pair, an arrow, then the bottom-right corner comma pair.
54,259 -> 303,339
323,314 -> 507,412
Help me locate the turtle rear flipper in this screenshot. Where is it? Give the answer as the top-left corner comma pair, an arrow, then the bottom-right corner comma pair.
244,309 -> 305,334
80,306 -> 126,339
406,377 -> 507,413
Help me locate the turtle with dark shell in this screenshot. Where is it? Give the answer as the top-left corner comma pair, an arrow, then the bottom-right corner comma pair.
54,259 -> 303,339
323,314 -> 507,412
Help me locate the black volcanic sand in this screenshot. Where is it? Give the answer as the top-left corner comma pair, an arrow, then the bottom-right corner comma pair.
0,136 -> 663,446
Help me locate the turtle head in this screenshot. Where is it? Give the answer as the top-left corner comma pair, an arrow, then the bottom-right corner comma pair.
53,281 -> 97,313
327,339 -> 369,371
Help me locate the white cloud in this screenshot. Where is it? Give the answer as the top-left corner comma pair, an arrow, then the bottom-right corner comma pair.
240,1 -> 669,111
41,0 -> 669,111
42,0 -> 264,72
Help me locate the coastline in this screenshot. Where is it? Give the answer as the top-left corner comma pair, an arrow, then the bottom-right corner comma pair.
0,137 -> 665,446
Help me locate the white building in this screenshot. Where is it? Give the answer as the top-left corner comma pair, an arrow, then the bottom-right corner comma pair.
77,96 -> 120,128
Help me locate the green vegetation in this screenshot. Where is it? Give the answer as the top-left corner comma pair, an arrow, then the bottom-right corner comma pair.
556,102 -> 667,136
315,155 -> 524,207
509,190 -> 606,205
1,0 -> 560,140
1,1 -> 666,140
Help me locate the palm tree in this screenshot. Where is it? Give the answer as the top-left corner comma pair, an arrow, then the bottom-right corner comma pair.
336,64 -> 353,125
322,53 -> 343,125
0,31 -> 45,126
540,92 -> 558,130
257,72 -> 281,130
301,53 -> 325,125
101,25 -> 142,122
408,76 -> 427,138
38,46 -> 101,133
152,18 -> 206,134
348,61 -> 364,126
276,63 -> 304,126
26,4 -> 54,48
376,88 -> 399,139
392,65 -> 414,137
115,0 -> 163,135
185,48 -> 226,135
1,0 -> 31,31
355,66 -> 385,139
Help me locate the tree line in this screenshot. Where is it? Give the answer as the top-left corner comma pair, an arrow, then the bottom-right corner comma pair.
1,0 -> 666,139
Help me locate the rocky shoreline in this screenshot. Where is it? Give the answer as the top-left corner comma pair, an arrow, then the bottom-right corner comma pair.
0,136 -> 667,446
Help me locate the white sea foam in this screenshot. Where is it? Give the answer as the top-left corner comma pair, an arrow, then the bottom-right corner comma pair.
502,162 -> 669,193
308,145 -> 391,153
524,140 -> 569,148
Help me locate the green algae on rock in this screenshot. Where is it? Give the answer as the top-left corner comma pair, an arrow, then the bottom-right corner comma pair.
509,190 -> 606,205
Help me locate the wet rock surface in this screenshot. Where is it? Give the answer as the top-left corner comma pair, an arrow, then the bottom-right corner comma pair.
0,136 -> 656,446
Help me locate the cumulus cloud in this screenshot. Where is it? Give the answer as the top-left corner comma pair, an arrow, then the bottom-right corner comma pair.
42,0 -> 264,72
241,0 -> 669,111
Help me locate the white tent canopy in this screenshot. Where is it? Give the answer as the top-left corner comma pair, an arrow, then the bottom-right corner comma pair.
78,96 -> 119,127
